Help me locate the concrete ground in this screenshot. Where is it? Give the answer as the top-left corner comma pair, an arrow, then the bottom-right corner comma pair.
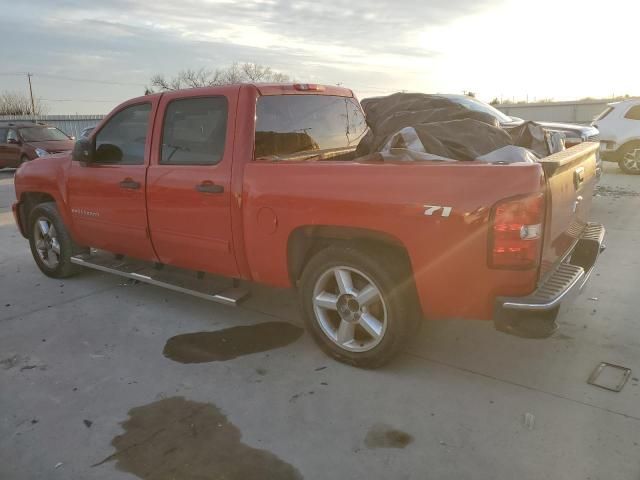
1,162 -> 639,480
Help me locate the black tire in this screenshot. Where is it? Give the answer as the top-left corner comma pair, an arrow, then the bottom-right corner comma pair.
617,143 -> 640,175
28,202 -> 85,278
299,243 -> 420,368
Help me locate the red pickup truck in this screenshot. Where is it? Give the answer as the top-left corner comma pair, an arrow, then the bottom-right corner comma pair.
12,83 -> 605,367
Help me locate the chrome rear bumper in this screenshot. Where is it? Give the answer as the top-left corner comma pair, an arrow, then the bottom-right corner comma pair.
495,223 -> 606,338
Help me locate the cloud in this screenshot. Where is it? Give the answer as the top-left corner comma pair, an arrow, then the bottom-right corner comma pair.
12,0 -> 497,66
2,0 -> 501,113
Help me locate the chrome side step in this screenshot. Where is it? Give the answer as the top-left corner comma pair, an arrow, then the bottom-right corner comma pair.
70,250 -> 249,306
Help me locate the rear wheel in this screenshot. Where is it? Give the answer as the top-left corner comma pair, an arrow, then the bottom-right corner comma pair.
28,202 -> 85,278
618,144 -> 640,175
299,244 -> 418,368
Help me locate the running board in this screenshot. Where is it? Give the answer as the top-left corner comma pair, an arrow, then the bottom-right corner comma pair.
70,250 -> 249,306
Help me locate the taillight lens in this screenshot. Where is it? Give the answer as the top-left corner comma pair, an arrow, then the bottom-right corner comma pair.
489,192 -> 545,269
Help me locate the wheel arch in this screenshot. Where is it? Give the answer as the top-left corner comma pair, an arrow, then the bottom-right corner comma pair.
17,192 -> 57,238
617,139 -> 640,156
287,225 -> 417,296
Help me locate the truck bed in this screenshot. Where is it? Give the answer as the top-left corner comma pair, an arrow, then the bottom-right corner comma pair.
242,142 -> 600,321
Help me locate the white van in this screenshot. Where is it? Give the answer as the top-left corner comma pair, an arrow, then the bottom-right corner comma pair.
593,99 -> 640,174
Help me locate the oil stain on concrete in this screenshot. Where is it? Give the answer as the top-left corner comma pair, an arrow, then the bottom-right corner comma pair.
93,396 -> 302,479
365,424 -> 414,449
163,321 -> 304,363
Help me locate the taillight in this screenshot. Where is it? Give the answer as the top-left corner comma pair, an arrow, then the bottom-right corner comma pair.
489,192 -> 545,269
293,83 -> 325,91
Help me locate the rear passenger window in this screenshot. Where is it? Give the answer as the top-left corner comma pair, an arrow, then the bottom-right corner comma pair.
624,105 -> 640,121
0,128 -> 7,143
161,97 -> 228,165
95,103 -> 151,164
255,95 -> 368,160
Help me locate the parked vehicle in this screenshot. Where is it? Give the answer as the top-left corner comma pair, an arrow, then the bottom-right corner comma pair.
80,126 -> 95,138
438,94 -> 600,145
12,84 -> 605,367
592,99 -> 640,174
0,122 -> 76,168
433,94 -> 602,176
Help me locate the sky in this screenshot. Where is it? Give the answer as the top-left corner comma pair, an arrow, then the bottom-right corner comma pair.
0,0 -> 638,114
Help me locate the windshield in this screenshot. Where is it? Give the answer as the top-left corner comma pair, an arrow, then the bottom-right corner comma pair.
442,95 -> 513,123
19,126 -> 69,142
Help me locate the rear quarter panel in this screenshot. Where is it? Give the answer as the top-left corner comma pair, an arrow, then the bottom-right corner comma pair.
242,160 -> 546,320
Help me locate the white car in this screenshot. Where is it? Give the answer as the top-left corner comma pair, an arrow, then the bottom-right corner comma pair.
593,99 -> 640,174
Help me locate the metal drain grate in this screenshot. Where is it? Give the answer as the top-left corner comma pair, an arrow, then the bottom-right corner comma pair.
587,362 -> 632,392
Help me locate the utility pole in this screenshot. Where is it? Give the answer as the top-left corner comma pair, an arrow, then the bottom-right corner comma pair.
27,73 -> 36,119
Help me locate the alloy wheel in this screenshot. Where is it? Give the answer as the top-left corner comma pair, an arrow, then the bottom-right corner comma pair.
33,217 -> 61,269
622,148 -> 640,173
312,266 -> 388,353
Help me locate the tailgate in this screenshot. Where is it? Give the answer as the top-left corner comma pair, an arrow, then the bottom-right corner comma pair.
538,142 -> 600,277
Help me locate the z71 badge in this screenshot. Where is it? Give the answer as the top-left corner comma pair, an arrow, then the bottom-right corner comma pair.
71,208 -> 99,218
423,205 -> 452,217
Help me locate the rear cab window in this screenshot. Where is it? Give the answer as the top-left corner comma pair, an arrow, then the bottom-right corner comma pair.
255,95 -> 368,161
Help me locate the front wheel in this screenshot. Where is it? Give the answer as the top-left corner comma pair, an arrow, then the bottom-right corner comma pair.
299,244 -> 418,368
28,202 -> 85,278
618,144 -> 640,175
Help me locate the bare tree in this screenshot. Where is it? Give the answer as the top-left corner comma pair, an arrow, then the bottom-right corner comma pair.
240,63 -> 289,83
0,91 -> 47,115
148,63 -> 290,92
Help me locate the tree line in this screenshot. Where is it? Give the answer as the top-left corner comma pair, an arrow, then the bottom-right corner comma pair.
0,91 -> 46,116
147,62 -> 290,93
0,62 -> 289,115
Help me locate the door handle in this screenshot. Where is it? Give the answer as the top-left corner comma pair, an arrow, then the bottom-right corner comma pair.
119,178 -> 141,190
195,182 -> 224,194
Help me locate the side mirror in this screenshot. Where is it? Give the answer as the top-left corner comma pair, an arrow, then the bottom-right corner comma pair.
69,135 -> 76,141
72,137 -> 94,164
7,138 -> 20,145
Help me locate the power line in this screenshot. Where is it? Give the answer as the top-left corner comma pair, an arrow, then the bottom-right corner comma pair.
41,98 -> 122,103
0,71 -> 145,87
34,72 -> 145,87
1,70 -> 392,92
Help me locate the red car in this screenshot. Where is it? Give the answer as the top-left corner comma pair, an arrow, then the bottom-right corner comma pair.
0,122 -> 75,168
12,84 -> 605,367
